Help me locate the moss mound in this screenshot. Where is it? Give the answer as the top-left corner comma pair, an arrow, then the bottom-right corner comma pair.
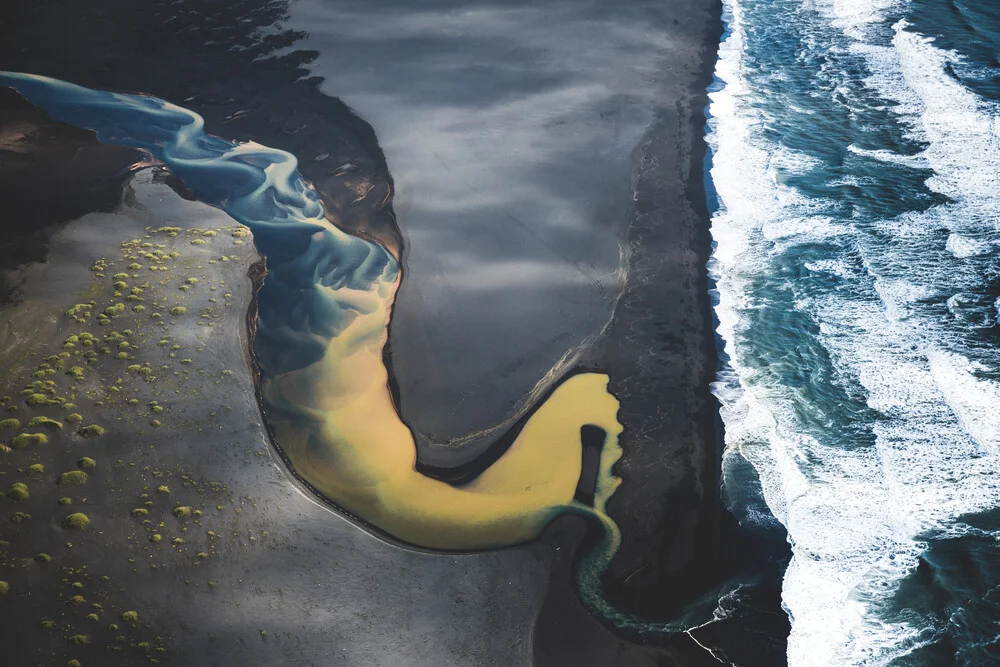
77,425 -> 105,438
6,482 -> 29,501
0,418 -> 20,431
10,432 -> 48,449
26,416 -> 63,429
58,470 -> 88,486
62,513 -> 91,530
121,610 -> 139,623
25,393 -> 49,406
77,457 -> 97,470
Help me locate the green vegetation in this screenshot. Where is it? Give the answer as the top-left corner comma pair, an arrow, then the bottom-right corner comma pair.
11,433 -> 47,449
77,457 -> 97,470
77,425 -> 105,438
131,508 -> 149,517
65,413 -> 83,423
67,660 -> 82,667
10,512 -> 31,523
121,610 -> 139,623
69,634 -> 89,646
58,470 -> 88,486
172,506 -> 193,519
62,513 -> 91,530
156,485 -> 170,495
26,463 -> 44,476
25,393 -> 49,406
85,613 -> 99,622
169,306 -> 187,316
151,533 -> 163,544
34,553 -> 51,563
0,418 -> 19,431
0,581 -> 7,594
6,482 -> 29,501
26,416 -> 63,429
59,497 -> 71,505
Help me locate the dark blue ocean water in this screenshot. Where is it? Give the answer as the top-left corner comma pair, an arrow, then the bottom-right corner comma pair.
708,0 -> 1000,664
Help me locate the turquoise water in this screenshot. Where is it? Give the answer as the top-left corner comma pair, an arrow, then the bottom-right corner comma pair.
708,0 -> 1000,664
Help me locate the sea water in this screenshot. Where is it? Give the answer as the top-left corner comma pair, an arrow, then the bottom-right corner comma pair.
708,0 -> 1000,664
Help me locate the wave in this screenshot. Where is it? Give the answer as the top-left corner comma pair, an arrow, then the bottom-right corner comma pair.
708,0 -> 1000,664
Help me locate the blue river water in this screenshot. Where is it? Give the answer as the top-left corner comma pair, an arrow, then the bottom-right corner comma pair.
708,0 -> 1000,664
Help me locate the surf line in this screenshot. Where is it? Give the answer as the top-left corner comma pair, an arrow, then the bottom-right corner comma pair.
1,71 -> 715,638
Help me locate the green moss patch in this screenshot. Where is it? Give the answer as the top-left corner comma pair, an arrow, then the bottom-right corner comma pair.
6,482 -> 29,501
26,416 -> 63,429
62,513 -> 91,530
77,425 -> 105,438
11,433 -> 48,449
0,418 -> 20,431
58,470 -> 88,486
77,457 -> 97,470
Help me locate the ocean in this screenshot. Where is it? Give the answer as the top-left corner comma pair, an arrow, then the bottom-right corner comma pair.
708,0 -> 1000,664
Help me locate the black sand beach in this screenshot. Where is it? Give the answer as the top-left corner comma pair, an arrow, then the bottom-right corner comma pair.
0,0 -> 788,664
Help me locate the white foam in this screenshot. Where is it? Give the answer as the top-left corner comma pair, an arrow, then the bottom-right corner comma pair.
945,233 -> 991,258
810,0 -> 903,40
927,349 -> 1000,453
846,145 -> 930,170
